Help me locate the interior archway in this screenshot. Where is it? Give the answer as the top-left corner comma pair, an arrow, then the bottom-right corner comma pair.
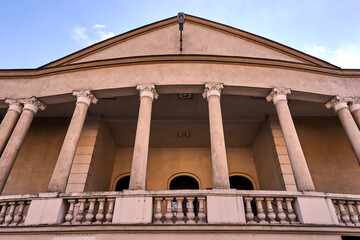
115,175 -> 130,191
169,175 -> 199,190
229,175 -> 254,190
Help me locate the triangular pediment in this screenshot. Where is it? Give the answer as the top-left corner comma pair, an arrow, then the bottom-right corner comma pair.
41,15 -> 337,68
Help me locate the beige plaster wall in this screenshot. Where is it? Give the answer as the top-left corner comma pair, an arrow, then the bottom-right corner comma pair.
253,121 -> 285,190
2,118 -> 69,195
110,147 -> 258,191
295,117 -> 360,194
85,121 -> 116,191
73,22 -> 303,64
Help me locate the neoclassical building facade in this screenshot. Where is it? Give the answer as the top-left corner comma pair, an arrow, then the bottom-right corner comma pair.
0,14 -> 360,239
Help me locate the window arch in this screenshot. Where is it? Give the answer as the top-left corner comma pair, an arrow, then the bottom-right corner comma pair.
229,173 -> 255,190
114,175 -> 130,191
168,173 -> 201,190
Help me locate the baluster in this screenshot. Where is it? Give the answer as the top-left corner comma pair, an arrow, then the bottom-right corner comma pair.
63,199 -> 76,225
84,199 -> 96,224
356,201 -> 360,226
186,197 -> 195,224
244,197 -> 255,223
4,202 -> 16,225
95,198 -> 105,224
74,199 -> 86,224
10,201 -> 25,226
197,197 -> 206,224
338,201 -> 352,225
347,201 -> 359,225
265,198 -> 277,224
164,197 -> 173,224
175,197 -> 185,224
105,198 -> 115,224
276,198 -> 288,224
285,198 -> 298,224
0,202 -> 8,224
154,197 -> 163,224
332,200 -> 343,225
255,198 -> 267,224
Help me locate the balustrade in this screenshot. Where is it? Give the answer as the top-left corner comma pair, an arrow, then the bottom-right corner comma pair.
332,199 -> 360,226
244,196 -> 298,224
153,196 -> 206,224
0,200 -> 30,226
63,197 -> 115,225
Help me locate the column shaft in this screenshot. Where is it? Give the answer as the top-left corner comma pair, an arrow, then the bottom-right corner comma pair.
208,95 -> 230,189
0,109 -> 35,193
0,102 -> 22,153
337,108 -> 360,164
351,109 -> 360,128
203,83 -> 230,189
268,88 -> 315,191
129,96 -> 153,190
47,90 -> 97,192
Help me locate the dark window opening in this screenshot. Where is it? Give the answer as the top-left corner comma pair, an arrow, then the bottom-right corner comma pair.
115,175 -> 130,191
230,175 -> 254,190
169,176 -> 199,190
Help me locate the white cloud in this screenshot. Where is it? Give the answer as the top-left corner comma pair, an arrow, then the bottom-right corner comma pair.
92,24 -> 105,29
71,24 -> 115,47
303,43 -> 360,69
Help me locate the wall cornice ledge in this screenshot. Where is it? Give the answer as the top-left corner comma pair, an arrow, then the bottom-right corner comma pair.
1,55 -> 360,80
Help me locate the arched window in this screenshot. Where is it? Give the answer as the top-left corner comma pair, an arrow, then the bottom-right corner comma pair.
115,175 -> 130,191
229,175 -> 254,190
169,175 -> 199,190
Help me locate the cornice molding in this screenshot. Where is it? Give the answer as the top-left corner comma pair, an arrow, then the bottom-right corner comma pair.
1,55 -> 360,80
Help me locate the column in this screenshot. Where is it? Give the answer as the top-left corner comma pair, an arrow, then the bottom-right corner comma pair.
129,84 -> 158,190
203,82 -> 230,189
266,87 -> 315,191
326,96 -> 360,165
349,98 -> 360,128
47,90 -> 98,192
0,97 -> 46,193
0,99 -> 22,153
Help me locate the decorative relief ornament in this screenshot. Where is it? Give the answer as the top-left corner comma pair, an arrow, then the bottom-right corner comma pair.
349,98 -> 360,112
266,87 -> 291,104
19,97 -> 46,114
202,82 -> 224,99
136,84 -> 158,100
4,99 -> 22,113
73,90 -> 98,106
325,96 -> 350,113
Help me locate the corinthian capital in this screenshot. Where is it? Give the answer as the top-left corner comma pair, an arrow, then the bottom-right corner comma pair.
202,82 -> 224,99
19,97 -> 46,114
266,87 -> 291,104
349,98 -> 360,112
5,98 -> 22,113
136,83 -> 158,100
73,90 -> 98,106
325,96 -> 350,113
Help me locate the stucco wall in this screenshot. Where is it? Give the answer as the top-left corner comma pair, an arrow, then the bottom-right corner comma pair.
253,121 -> 285,190
85,121 -> 116,191
2,117 -> 69,195
295,117 -> 360,194
110,147 -> 258,191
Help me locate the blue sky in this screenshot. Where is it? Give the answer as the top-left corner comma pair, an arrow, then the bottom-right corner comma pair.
1,0 -> 360,69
